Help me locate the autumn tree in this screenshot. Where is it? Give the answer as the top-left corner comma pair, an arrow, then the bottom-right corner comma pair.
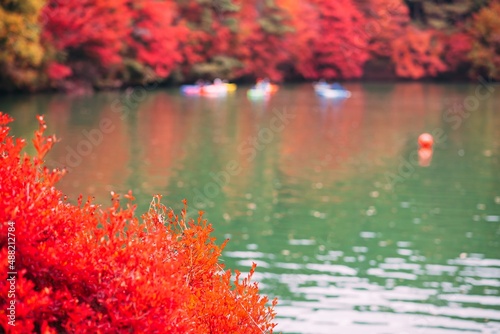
468,1 -> 500,80
126,0 -> 187,83
175,0 -> 241,80
232,0 -> 293,81
41,0 -> 186,89
358,0 -> 409,58
1,0 -> 497,91
441,31 -> 473,75
0,0 -> 45,91
306,0 -> 371,79
391,26 -> 448,79
277,0 -> 321,79
41,0 -> 131,89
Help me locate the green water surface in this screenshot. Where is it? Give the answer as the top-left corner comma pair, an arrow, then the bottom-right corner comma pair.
1,83 -> 499,333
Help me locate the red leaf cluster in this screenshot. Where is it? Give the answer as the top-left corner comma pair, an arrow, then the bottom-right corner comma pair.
361,0 -> 410,58
128,1 -> 188,78
391,26 -> 448,79
287,0 -> 371,79
46,62 -> 72,81
278,0 -> 321,79
0,113 -> 277,333
41,0 -> 186,81
42,0 -> 130,67
232,0 -> 291,81
442,32 -> 473,71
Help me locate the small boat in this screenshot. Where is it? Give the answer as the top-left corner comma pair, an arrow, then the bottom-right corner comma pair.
180,84 -> 202,95
247,88 -> 269,99
201,84 -> 228,96
247,80 -> 279,99
265,84 -> 279,94
225,83 -> 237,92
316,88 -> 351,98
314,82 -> 351,99
180,80 -> 237,96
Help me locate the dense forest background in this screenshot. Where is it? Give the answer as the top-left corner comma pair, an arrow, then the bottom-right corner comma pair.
0,0 -> 499,92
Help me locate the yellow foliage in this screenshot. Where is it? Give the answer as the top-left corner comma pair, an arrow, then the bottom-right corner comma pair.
0,0 -> 45,90
468,2 -> 500,79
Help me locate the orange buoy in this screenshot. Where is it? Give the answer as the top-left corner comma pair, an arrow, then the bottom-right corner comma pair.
418,133 -> 434,149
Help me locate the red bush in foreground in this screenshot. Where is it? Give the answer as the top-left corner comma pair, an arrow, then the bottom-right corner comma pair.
0,113 -> 277,333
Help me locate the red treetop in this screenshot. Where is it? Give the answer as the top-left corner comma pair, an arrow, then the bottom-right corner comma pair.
308,0 -> 371,79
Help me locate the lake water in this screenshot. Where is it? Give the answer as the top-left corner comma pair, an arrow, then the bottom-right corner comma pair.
1,83 -> 500,333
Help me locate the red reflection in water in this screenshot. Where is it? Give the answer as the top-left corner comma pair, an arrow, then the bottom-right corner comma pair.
45,99 -> 130,200
418,147 -> 433,167
34,83 -> 451,204
137,93 -> 187,194
279,87 -> 365,179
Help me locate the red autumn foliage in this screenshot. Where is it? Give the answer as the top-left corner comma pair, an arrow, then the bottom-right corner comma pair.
3,0 -> 498,91
127,1 -> 187,78
0,113 -> 277,333
41,0 -> 186,83
231,0 -> 292,81
175,0 -> 239,79
42,0 -> 130,67
307,0 -> 371,79
442,32 -> 473,72
360,0 -> 410,58
391,26 -> 448,79
46,62 -> 72,81
278,0 -> 321,79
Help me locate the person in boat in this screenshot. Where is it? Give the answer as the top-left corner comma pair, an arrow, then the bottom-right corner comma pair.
255,78 -> 271,92
255,78 -> 263,89
262,78 -> 271,92
317,79 -> 327,86
315,79 -> 329,89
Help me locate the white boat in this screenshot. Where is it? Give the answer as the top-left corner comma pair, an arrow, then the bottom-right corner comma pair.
247,83 -> 278,99
247,88 -> 268,99
314,82 -> 351,99
201,84 -> 228,96
316,88 -> 351,98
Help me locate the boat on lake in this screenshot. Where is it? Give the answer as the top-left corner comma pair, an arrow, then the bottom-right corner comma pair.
201,83 -> 228,97
180,80 -> 237,96
247,79 -> 279,99
314,81 -> 351,98
225,83 -> 237,92
180,84 -> 202,95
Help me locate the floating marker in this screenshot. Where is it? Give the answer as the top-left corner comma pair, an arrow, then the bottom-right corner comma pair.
418,133 -> 434,149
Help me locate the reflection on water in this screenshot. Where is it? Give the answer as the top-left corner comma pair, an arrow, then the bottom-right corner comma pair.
226,243 -> 500,333
1,83 -> 500,333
